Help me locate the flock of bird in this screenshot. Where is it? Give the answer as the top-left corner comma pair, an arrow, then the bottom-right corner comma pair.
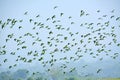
0,6 -> 120,76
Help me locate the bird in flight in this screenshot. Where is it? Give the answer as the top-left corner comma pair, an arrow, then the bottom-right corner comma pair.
53,6 -> 58,9
24,11 -> 28,15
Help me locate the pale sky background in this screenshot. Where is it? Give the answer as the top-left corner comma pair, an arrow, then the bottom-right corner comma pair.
0,0 -> 120,78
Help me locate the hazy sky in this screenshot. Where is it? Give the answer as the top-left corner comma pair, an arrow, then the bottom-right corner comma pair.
0,0 -> 120,78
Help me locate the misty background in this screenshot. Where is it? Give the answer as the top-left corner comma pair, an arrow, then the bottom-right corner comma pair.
0,0 -> 120,79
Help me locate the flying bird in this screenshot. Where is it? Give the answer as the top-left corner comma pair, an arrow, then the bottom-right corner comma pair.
24,11 -> 28,15
53,6 -> 58,9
